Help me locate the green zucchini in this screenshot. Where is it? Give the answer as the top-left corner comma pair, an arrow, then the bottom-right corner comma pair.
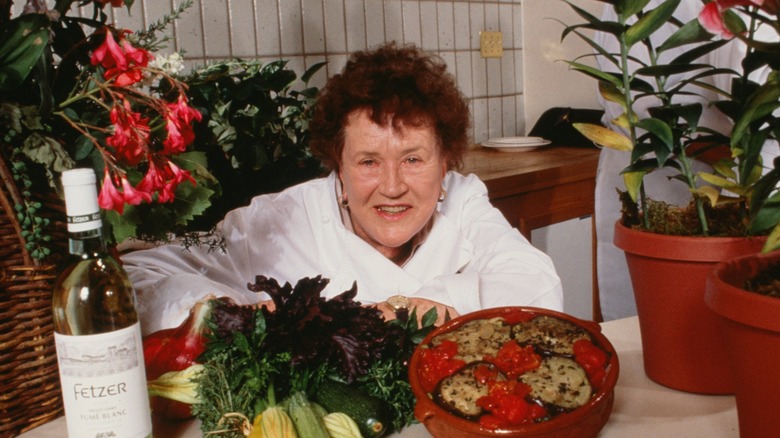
315,380 -> 393,438
287,391 -> 330,438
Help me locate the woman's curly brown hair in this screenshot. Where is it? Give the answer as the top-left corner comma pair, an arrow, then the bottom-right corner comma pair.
309,42 -> 471,171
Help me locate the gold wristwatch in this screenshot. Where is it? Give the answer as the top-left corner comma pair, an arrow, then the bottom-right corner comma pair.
386,295 -> 410,320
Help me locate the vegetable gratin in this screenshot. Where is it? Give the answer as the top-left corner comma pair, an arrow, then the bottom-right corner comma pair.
416,311 -> 611,430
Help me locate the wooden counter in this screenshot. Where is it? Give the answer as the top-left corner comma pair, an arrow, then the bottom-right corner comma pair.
461,145 -> 600,238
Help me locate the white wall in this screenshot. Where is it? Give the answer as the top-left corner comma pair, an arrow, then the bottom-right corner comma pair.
521,0 -> 602,128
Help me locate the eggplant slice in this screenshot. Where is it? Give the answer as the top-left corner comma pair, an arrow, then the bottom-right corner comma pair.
520,356 -> 592,409
434,362 -> 504,419
511,315 -> 591,355
431,317 -> 512,363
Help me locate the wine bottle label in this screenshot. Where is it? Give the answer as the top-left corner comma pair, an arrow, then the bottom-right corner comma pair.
54,323 -> 152,438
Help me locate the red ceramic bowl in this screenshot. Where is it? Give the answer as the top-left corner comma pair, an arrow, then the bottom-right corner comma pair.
408,306 -> 619,438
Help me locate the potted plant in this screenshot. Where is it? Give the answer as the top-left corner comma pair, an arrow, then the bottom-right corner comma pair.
705,251 -> 780,438
697,2 -> 780,436
561,0 -> 779,394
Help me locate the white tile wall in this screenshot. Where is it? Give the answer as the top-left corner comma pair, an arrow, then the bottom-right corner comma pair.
12,0 -> 526,143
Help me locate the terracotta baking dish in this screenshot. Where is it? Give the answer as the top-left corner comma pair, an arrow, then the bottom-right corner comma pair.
408,306 -> 619,438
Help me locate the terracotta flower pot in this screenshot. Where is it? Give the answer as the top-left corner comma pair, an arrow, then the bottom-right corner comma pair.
613,221 -> 764,394
705,251 -> 780,438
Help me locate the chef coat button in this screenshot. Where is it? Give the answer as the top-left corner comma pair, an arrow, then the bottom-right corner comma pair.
322,215 -> 330,223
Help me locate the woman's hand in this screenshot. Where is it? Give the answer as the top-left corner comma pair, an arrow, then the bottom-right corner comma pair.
259,296 -> 458,326
374,296 -> 458,326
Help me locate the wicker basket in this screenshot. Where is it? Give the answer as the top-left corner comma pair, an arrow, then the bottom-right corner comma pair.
0,156 -> 69,437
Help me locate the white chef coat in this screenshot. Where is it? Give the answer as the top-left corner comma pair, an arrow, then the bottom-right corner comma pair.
123,171 -> 563,335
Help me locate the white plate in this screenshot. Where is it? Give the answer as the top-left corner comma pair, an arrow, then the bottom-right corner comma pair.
481,139 -> 551,152
483,136 -> 547,145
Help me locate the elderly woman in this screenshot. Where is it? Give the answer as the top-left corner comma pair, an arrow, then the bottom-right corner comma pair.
124,43 -> 562,334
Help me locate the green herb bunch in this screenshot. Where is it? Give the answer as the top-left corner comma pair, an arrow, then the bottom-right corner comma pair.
192,276 -> 439,437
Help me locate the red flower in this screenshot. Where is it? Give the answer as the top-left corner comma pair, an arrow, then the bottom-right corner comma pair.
136,160 -> 191,203
166,161 -> 196,186
156,180 -> 177,203
90,29 -> 152,86
106,100 -> 150,166
91,31 -> 126,71
121,38 -> 152,68
94,0 -> 125,7
137,161 -> 165,194
98,169 -> 126,213
120,176 -> 152,206
163,95 -> 202,155
105,66 -> 144,87
698,0 -> 778,37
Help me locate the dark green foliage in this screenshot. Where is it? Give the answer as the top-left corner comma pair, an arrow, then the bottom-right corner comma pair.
181,60 -> 327,231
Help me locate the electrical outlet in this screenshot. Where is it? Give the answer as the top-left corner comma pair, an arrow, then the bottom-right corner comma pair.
480,31 -> 503,58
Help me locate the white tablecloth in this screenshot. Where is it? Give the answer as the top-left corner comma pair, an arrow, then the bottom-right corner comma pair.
19,316 -> 739,437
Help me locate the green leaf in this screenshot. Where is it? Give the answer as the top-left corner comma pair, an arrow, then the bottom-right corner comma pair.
105,209 -> 138,244
761,224 -> 780,253
722,8 -> 748,37
732,78 -> 780,147
564,61 -> 624,90
625,0 -> 681,48
751,191 -> 780,235
171,182 -> 215,225
690,185 -> 723,207
0,14 -> 50,91
301,62 -> 326,84
73,136 -> 95,160
617,0 -> 651,21
636,118 -> 673,151
599,80 -> 628,110
750,167 -> 780,217
21,132 -> 75,172
636,63 -> 713,78
668,40 -> 729,66
573,122 -> 633,151
698,171 -> 745,194
62,107 -> 81,122
568,29 -> 621,70
623,170 -> 647,203
711,159 -> 737,180
563,1 -> 606,29
672,103 -> 704,132
657,18 -> 714,53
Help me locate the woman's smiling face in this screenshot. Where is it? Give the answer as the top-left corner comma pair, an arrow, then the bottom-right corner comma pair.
339,109 -> 447,261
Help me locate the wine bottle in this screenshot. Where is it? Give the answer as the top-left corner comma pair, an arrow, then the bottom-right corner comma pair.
52,168 -> 152,438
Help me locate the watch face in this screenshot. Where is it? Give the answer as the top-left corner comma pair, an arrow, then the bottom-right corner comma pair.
387,295 -> 410,311
386,295 -> 411,321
